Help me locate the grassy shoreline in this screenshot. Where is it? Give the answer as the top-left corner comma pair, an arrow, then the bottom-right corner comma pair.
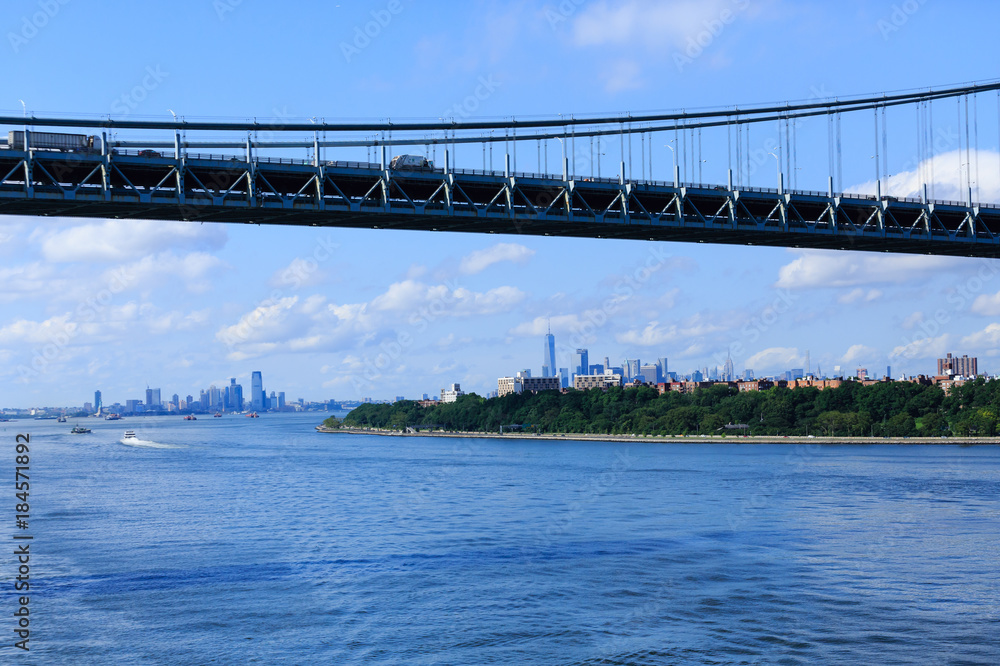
314,426 -> 1000,445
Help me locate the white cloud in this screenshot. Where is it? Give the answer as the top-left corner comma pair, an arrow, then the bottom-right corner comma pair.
889,334 -> 950,362
602,59 -> 643,93
901,312 -> 923,330
0,314 -> 76,345
40,220 -> 227,263
111,252 -> 229,294
776,250 -> 965,289
849,149 -> 1000,204
269,257 -> 328,289
840,344 -> 878,367
508,314 -> 585,337
961,324 -> 1000,349
971,291 -> 1000,316
572,0 -> 741,51
744,347 -> 804,373
837,288 -> 882,305
615,315 -> 728,347
371,280 -> 525,315
459,243 -> 535,274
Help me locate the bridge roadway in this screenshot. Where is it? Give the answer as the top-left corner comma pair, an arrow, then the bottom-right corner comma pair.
2,147 -> 999,257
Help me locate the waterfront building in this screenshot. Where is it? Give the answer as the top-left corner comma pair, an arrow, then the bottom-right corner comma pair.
441,383 -> 465,403
543,328 -> 556,378
938,353 -> 977,377
498,372 -> 561,397
251,371 -> 264,411
278,392 -> 286,410
573,372 -> 623,391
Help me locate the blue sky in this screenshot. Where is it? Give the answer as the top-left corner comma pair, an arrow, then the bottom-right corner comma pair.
3,0 -> 1000,407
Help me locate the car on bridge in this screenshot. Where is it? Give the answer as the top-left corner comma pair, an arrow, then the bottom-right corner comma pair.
389,154 -> 434,171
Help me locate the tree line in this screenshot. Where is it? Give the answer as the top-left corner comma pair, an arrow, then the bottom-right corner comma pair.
325,378 -> 1000,437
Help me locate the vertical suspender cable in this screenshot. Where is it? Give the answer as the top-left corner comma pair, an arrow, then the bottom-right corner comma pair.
881,105 -> 888,193
681,121 -> 686,182
873,107 -> 881,190
641,131 -> 645,180
746,121 -> 751,187
785,117 -> 791,185
973,93 -> 980,202
698,128 -> 702,183
958,96 -> 965,196
836,111 -> 843,194
793,117 -> 798,191
927,99 -> 937,199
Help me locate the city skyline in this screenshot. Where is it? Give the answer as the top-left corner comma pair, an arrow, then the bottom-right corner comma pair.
2,2 -> 1000,407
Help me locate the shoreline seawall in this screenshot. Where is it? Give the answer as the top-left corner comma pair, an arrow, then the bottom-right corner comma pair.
315,426 -> 1000,445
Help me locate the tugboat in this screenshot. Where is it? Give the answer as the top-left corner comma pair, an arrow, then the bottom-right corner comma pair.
246,411 -> 259,418
213,412 -> 223,417
70,425 -> 91,434
184,415 -> 197,420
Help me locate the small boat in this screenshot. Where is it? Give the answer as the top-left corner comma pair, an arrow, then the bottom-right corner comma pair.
184,415 -> 197,420
106,414 -> 122,421
213,413 -> 222,417
57,416 -> 67,422
246,411 -> 259,418
70,425 -> 91,434
122,430 -> 138,442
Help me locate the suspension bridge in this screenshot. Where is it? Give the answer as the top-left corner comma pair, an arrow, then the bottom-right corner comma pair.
2,80 -> 1000,256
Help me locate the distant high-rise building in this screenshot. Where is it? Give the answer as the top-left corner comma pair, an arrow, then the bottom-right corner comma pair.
691,370 -> 704,382
657,358 -> 668,382
589,364 -> 605,375
185,395 -> 194,409
171,393 -> 179,408
251,371 -> 264,410
937,353 -> 977,377
886,365 -> 892,380
269,391 -> 277,411
574,349 -> 589,378
857,368 -> 868,380
94,390 -> 102,415
626,359 -> 640,380
543,327 -> 556,378
278,392 -> 285,410
559,368 -> 569,389
790,368 -> 804,380
639,363 -> 658,383
441,383 -> 465,403
723,355 -> 735,382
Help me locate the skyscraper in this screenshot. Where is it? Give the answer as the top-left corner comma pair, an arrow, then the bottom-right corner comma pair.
723,355 -> 735,382
94,390 -> 102,415
626,359 -> 640,380
251,371 -> 264,410
574,349 -> 589,378
542,326 -> 556,378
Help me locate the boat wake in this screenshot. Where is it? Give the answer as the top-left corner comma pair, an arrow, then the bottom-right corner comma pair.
119,437 -> 180,449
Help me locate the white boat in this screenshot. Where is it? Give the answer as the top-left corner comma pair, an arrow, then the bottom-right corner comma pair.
122,430 -> 138,442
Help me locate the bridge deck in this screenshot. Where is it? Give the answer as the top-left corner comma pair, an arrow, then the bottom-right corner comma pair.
1,148 -> 998,257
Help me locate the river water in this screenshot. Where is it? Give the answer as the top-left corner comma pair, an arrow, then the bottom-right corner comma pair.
2,413 -> 998,664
